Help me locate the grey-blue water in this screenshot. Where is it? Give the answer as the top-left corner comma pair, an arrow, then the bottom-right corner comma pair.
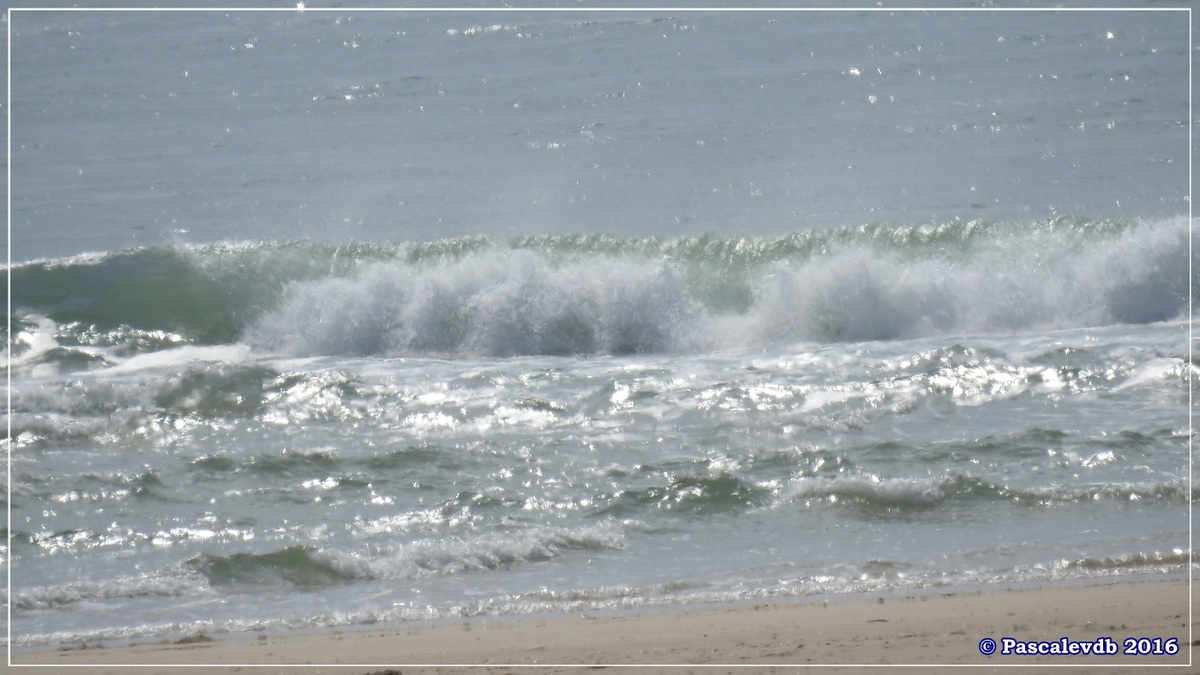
5,5 -> 1194,649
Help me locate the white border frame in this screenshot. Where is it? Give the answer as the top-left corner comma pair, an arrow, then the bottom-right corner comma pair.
4,3 -> 1193,670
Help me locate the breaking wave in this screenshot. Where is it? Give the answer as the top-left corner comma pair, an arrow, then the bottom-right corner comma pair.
7,216 -> 1192,359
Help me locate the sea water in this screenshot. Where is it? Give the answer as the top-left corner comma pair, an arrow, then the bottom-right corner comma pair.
4,5 -> 1195,650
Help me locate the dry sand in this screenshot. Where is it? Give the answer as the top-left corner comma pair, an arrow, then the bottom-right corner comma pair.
7,577 -> 1195,674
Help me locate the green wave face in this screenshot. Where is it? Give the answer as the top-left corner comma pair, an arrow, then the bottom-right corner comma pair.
188,546 -> 355,589
11,248 -> 236,343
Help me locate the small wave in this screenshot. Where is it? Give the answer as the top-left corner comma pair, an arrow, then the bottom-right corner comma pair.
244,449 -> 341,476
10,572 -> 207,612
184,523 -> 624,593
358,522 -> 625,580
783,472 -> 1189,513
1053,549 -> 1192,575
592,472 -> 773,517
785,473 -> 978,512
188,546 -> 358,589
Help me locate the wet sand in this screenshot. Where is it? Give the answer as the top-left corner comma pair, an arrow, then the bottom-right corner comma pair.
9,577 -> 1194,674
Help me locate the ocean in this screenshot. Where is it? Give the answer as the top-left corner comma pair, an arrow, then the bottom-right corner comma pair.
5,4 -> 1195,652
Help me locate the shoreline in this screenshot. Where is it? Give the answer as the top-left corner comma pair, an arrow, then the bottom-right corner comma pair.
8,576 -> 1194,673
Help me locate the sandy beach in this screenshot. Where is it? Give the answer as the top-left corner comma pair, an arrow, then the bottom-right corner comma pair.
9,577 -> 1193,674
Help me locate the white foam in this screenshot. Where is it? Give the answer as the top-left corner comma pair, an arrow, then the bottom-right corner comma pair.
247,250 -> 699,358
100,344 -> 253,375
1112,356 -> 1186,392
7,315 -> 61,367
244,219 -> 1193,358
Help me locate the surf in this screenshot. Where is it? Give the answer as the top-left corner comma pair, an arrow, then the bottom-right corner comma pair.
6,216 -> 1193,362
